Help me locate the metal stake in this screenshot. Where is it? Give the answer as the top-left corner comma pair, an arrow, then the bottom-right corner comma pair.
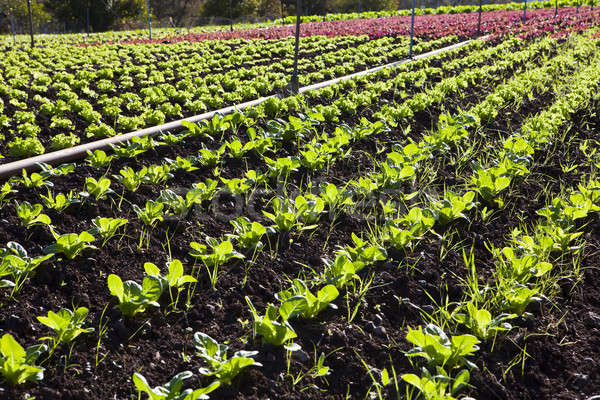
146,0 -> 152,39
230,0 -> 233,31
555,0 -> 558,17
477,0 -> 482,35
409,0 -> 416,58
523,0 -> 527,22
289,0 -> 302,95
27,0 -> 34,48
10,12 -> 16,46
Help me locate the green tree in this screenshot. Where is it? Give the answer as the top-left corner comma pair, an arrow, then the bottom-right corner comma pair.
0,0 -> 50,33
149,0 -> 202,26
200,0 -> 281,19
43,0 -> 144,32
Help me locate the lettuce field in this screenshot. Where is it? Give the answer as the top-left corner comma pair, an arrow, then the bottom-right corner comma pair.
1,5 -> 600,400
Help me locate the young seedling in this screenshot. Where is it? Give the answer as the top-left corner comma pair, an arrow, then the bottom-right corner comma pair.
143,260 -> 197,308
453,302 -> 515,340
276,279 -> 339,319
0,241 -> 53,292
87,217 -> 128,246
0,333 -> 47,385
85,149 -> 115,168
194,331 -> 261,384
107,274 -> 163,318
189,237 -> 244,289
133,201 -> 165,227
15,201 -> 52,229
82,177 -> 114,201
245,297 -> 298,346
227,217 -> 274,251
37,307 -> 94,352
40,190 -> 80,212
44,230 -> 97,260
405,324 -> 479,372
133,370 -> 219,400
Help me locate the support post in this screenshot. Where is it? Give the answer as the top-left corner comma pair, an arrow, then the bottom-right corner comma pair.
477,0 -> 482,35
230,0 -> 233,31
146,0 -> 152,39
87,7 -> 90,36
10,12 -> 16,46
289,0 -> 302,95
523,0 -> 527,22
359,0 -> 362,13
555,0 -> 558,17
409,0 -> 416,58
27,0 -> 34,48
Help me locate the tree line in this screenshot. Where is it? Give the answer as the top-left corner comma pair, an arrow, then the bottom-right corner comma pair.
0,0 -> 476,33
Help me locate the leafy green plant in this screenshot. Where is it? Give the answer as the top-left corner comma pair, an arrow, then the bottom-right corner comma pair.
37,307 -> 94,346
10,169 -> 53,188
264,156 -> 301,179
336,233 -> 387,270
86,149 -> 115,168
40,190 -> 80,212
0,241 -> 53,291
470,162 -> 511,207
198,145 -> 225,167
453,302 -> 515,340
158,189 -> 203,218
189,238 -> 244,289
15,201 -> 52,228
83,177 -> 114,201
43,231 -> 97,260
227,217 -> 274,251
116,167 -> 148,192
0,182 -> 16,207
276,279 -> 339,319
263,198 -> 315,233
294,194 -> 325,225
0,334 -> 47,385
405,324 -> 479,371
107,273 -> 163,318
133,201 -> 165,227
246,297 -> 298,346
145,164 -> 174,186
430,191 -> 477,226
133,370 -> 219,400
495,247 -> 553,284
87,217 -> 128,246
143,260 -> 197,303
402,367 -> 471,400
194,331 -> 261,384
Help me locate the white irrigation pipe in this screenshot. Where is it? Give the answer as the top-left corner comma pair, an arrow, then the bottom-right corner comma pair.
0,38 -> 475,180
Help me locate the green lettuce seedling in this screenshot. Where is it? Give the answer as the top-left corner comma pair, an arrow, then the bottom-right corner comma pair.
276,279 -> 339,319
246,297 -> 298,346
0,333 -> 47,385
44,231 -> 97,260
133,370 -> 219,400
15,201 -> 52,228
37,307 -> 94,345
107,274 -> 163,318
194,331 -> 261,384
87,217 -> 128,246
406,324 -> 479,371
